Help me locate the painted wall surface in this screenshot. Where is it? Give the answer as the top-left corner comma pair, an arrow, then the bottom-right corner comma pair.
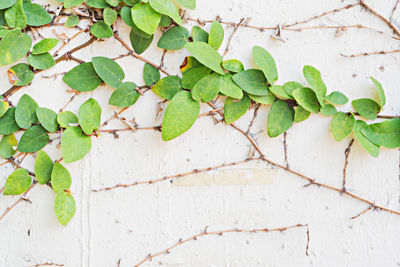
1,0 -> 400,266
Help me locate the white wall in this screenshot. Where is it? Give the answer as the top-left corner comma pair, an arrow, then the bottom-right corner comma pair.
1,0 -> 400,266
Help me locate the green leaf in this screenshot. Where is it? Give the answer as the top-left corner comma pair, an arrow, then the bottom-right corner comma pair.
62,126 -> 92,163
3,168 -> 31,195
270,85 -> 291,99
180,56 -> 202,74
106,0 -> 121,7
0,0 -> 17,10
34,150 -> 54,184
149,0 -> 182,25
152,76 -> 182,100
360,118 -> 400,148
109,82 -> 140,108
252,46 -> 278,84
181,66 -> 211,89
28,53 -> 55,70
0,134 -> 17,159
15,94 -> 38,129
131,21 -> 153,38
36,107 -> 59,133
78,98 -> 101,135
131,3 -> 161,35
0,30 -> 31,66
219,74 -> 243,99
129,29 -> 153,54
159,14 -> 171,27
8,63 -> 33,86
283,81 -> 303,98
184,41 -> 224,75
92,56 -> 125,88
232,69 -> 269,96
0,108 -> 19,135
354,120 -> 379,157
352,98 -> 380,120
5,0 -> 26,29
370,76 -> 385,108
331,112 -> 355,142
157,26 -> 189,50
303,65 -> 327,107
292,87 -> 320,113
162,91 -> 200,141
192,73 -> 222,102
103,7 -> 117,25
222,59 -> 244,73
0,101 -> 9,118
192,26 -> 208,42
224,94 -> 250,124
57,111 -> 78,128
91,21 -> 113,39
54,191 -> 76,226
320,104 -> 337,116
248,92 -> 275,105
143,63 -> 160,86
325,91 -> 348,105
120,6 -> 134,27
87,0 -> 110,8
65,14 -> 79,27
294,106 -> 311,123
267,100 -> 294,138
23,2 -> 52,26
208,21 -> 224,50
63,62 -> 102,92
18,125 -> 49,153
64,0 -> 85,8
32,38 -> 59,55
175,0 -> 195,9
51,163 -> 72,192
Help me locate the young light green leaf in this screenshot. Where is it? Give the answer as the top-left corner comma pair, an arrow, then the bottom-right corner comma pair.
5,0 -> 26,29
303,65 -> 327,107
162,91 -> 200,141
103,7 -> 117,25
224,94 -> 250,124
157,26 -> 189,50
248,92 -> 275,105
65,14 -> 79,27
267,100 -> 294,137
62,126 -> 92,163
232,69 -> 269,96
63,62 -> 102,92
0,0 -> 17,10
64,0 -> 85,8
181,66 -> 211,89
34,150 -> 54,184
92,56 -> 125,88
192,73 -> 222,102
51,163 -> 72,192
15,94 -> 38,129
91,21 -> 113,38
28,53 -> 56,70
175,0 -> 196,9
54,191 -> 76,226
0,30 -> 31,66
78,98 -> 101,135
0,108 -> 20,135
131,3 -> 161,35
325,91 -> 348,105
152,76 -> 182,100
109,82 -> 140,108
252,46 -> 278,84
149,0 -> 182,25
352,98 -> 380,120
320,104 -> 337,116
32,38 -> 59,55
360,118 -> 400,148
129,29 -> 154,54
180,56 -> 202,74
270,85 -> 291,99
57,111 -> 78,128
184,41 -> 224,75
292,87 -> 320,113
106,0 -> 121,7
220,74 -> 243,99
222,59 -> 244,73
36,107 -> 59,133
283,81 -> 303,98
0,134 -> 17,159
23,2 -> 52,26
0,101 -> 9,118
192,26 -> 208,42
208,21 -> 224,50
331,112 -> 355,141
354,120 -> 379,158
370,76 -> 385,108
18,125 -> 49,153
3,168 -> 31,195
8,63 -> 34,86
131,22 -> 153,38
87,0 -> 110,8
143,63 -> 160,86
294,106 -> 311,123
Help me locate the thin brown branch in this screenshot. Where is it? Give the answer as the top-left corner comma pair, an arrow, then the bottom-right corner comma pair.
29,263 -> 64,267
341,49 -> 400,57
350,205 -> 374,220
246,104 -> 260,134
283,131 -> 289,169
342,139 -> 354,192
223,17 -> 246,58
391,0 -> 400,21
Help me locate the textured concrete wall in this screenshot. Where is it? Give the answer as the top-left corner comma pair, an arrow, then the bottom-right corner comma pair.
1,0 -> 400,266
